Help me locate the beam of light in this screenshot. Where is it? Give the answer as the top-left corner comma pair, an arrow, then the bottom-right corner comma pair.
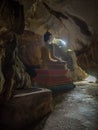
52,38 -> 67,46
59,39 -> 66,45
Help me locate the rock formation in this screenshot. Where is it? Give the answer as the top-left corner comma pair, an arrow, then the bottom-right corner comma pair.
0,0 -> 98,101
77,36 -> 98,79
0,0 -> 32,101
19,0 -> 98,80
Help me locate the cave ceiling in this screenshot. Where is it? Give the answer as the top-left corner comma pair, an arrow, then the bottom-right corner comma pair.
18,0 -> 98,51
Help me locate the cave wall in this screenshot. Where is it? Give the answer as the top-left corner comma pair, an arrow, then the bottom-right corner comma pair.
20,0 -> 98,79
77,36 -> 98,79
0,0 -> 32,101
22,0 -> 98,49
0,0 -> 98,102
11,0 -> 98,81
18,30 -> 44,66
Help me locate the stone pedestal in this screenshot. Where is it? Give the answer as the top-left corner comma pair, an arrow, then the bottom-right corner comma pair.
33,62 -> 75,93
0,88 -> 52,129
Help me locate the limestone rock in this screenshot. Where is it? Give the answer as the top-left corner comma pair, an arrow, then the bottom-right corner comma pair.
0,0 -> 32,101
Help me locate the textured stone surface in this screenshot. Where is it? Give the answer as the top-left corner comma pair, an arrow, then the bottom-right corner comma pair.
18,30 -> 44,66
0,1 -> 98,129
17,0 -> 98,79
77,36 -> 98,79
42,83 -> 98,130
0,88 -> 52,129
0,0 -> 32,101
0,0 -> 98,99
18,30 -> 87,81
22,0 -> 98,49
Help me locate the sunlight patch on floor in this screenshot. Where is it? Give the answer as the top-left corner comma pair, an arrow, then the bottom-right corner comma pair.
85,75 -> 97,83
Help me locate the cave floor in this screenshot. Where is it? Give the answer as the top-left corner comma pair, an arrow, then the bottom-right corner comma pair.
34,81 -> 98,130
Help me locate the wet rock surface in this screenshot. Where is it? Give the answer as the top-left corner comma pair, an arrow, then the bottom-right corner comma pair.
42,82 -> 98,130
